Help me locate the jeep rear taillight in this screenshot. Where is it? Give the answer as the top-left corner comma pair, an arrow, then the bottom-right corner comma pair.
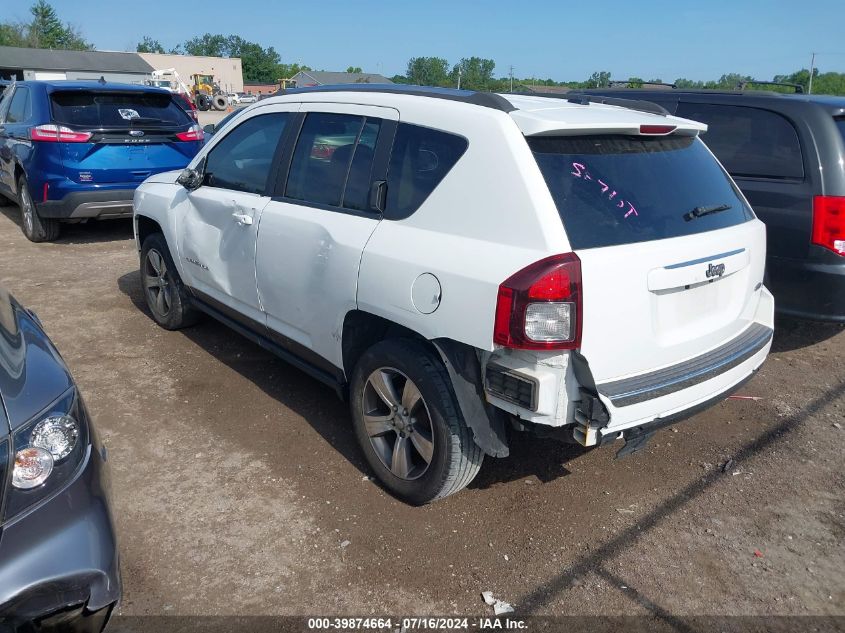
30,124 -> 92,143
493,253 -> 582,350
812,196 -> 845,256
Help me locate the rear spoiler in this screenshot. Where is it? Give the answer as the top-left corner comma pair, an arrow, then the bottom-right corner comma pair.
513,91 -> 670,117
509,91 -> 707,137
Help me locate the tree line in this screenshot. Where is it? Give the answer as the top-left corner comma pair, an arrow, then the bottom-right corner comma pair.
0,0 -> 90,51
398,58 -> 845,96
1,2 -> 843,96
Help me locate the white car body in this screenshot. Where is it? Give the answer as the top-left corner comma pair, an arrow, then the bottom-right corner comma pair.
133,86 -> 773,469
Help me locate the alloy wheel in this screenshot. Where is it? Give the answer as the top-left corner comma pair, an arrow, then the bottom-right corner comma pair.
362,367 -> 435,480
143,249 -> 173,318
20,187 -> 34,235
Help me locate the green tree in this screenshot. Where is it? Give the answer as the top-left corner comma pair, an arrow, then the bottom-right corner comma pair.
28,0 -> 90,49
227,36 -> 282,83
451,57 -> 495,90
279,63 -> 311,80
406,56 -> 450,86
0,22 -> 27,47
811,71 -> 845,95
183,33 -> 228,57
674,77 -> 703,88
346,66 -> 363,74
586,70 -> 611,88
136,36 -> 165,54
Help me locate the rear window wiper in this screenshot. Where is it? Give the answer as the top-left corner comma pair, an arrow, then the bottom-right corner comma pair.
684,203 -> 732,221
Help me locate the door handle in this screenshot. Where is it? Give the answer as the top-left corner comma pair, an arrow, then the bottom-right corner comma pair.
232,212 -> 253,226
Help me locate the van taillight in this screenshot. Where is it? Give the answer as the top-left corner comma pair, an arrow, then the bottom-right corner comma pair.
493,253 -> 582,350
812,196 -> 845,256
175,124 -> 204,142
30,124 -> 92,143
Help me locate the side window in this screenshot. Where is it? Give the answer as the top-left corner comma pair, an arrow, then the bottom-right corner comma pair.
285,112 -> 379,208
204,112 -> 289,194
676,103 -> 803,180
386,123 -> 468,218
5,88 -> 31,124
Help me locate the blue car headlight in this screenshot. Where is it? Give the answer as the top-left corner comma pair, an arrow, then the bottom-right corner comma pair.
4,387 -> 89,522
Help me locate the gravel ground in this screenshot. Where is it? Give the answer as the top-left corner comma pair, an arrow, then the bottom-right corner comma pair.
0,204 -> 842,619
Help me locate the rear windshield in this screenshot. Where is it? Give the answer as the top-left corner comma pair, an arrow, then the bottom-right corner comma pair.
529,135 -> 754,250
50,91 -> 191,128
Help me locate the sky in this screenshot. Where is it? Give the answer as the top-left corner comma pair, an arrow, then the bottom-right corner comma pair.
3,0 -> 844,82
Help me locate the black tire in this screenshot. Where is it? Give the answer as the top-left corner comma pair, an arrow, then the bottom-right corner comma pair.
212,94 -> 227,111
350,339 -> 483,505
140,233 -> 199,330
18,175 -> 60,242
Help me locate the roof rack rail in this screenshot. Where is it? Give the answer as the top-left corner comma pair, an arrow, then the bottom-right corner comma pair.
279,83 -> 517,113
737,80 -> 804,94
517,91 -> 670,117
608,80 -> 677,89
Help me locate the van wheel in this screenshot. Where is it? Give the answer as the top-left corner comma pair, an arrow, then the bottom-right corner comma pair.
18,175 -> 60,242
350,339 -> 483,505
140,233 -> 199,330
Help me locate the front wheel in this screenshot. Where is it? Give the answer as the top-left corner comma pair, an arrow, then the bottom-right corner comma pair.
350,339 -> 483,504
140,233 -> 198,330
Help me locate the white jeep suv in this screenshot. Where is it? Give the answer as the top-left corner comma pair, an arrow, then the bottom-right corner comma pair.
133,85 -> 774,504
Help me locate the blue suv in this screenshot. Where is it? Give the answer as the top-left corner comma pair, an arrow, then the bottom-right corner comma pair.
0,80 -> 203,242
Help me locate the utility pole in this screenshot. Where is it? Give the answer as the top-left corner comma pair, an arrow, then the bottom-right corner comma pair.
808,52 -> 816,94
457,66 -> 462,90
509,65 -> 514,92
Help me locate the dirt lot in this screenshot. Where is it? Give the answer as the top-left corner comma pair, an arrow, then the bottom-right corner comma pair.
0,204 -> 843,619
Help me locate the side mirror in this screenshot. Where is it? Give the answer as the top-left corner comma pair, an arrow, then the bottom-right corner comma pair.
177,166 -> 203,190
202,123 -> 215,135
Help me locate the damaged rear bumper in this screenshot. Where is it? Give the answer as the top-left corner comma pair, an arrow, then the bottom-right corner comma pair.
481,289 -> 774,450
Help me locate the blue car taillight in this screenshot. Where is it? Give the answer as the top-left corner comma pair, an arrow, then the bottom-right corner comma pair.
3,388 -> 89,523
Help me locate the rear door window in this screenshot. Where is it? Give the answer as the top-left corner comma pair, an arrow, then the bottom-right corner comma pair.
285,112 -> 379,208
675,103 -> 804,180
50,91 -> 191,128
529,134 -> 754,250
204,112 -> 290,194
5,87 -> 31,123
386,123 -> 468,218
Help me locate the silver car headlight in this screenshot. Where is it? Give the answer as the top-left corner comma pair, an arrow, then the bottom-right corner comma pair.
4,387 -> 89,522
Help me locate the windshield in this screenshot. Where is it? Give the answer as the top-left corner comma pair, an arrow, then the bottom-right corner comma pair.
529,135 -> 755,250
836,118 -> 845,145
50,91 -> 191,128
